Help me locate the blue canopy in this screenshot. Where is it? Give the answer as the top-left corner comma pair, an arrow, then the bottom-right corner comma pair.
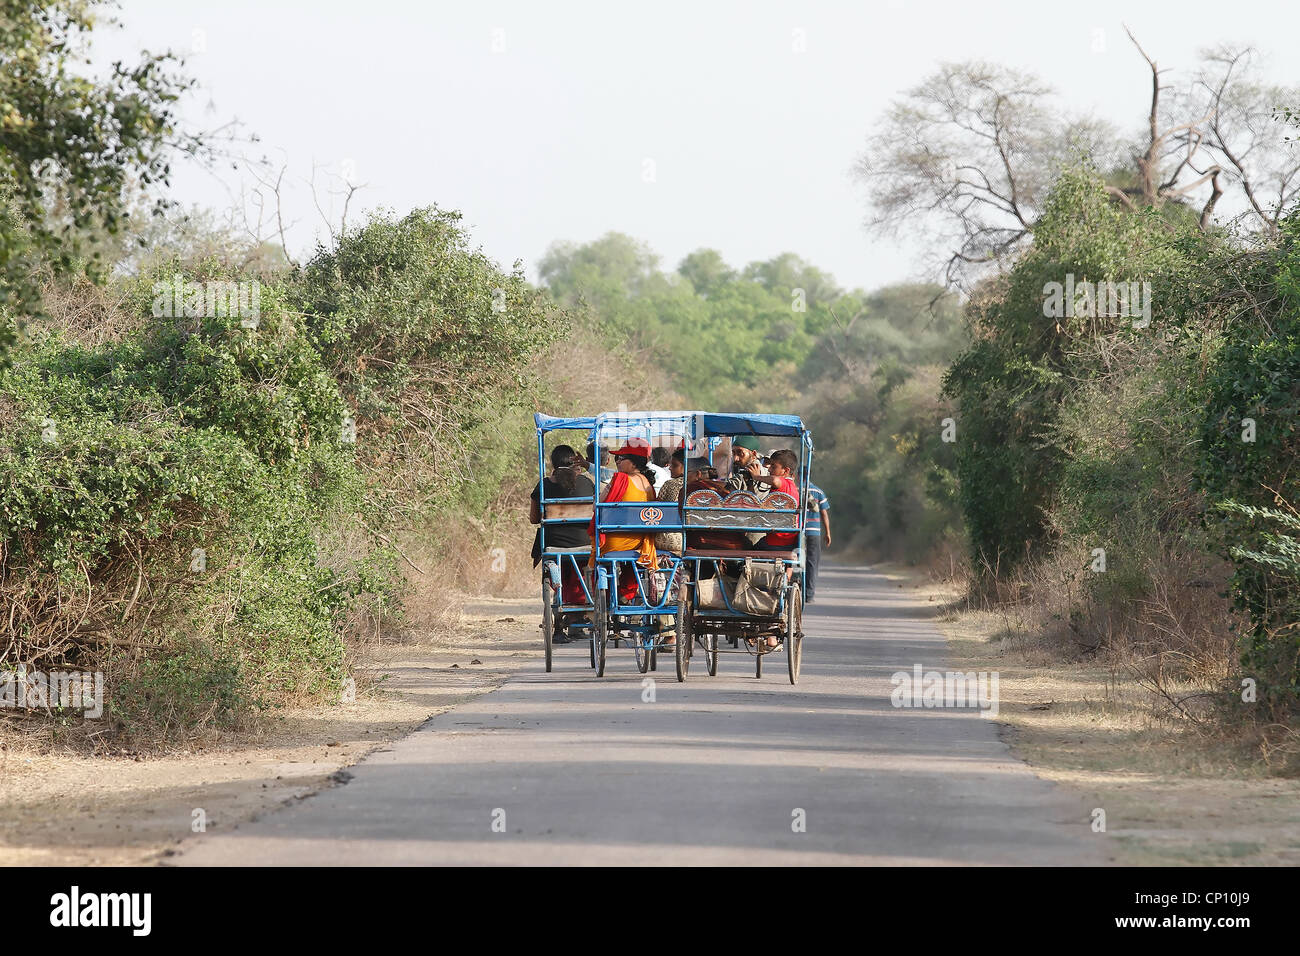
693,412 -> 807,437
534,413 -> 596,433
535,410 -> 809,442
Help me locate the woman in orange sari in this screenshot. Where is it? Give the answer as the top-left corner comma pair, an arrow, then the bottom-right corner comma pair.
589,442 -> 658,604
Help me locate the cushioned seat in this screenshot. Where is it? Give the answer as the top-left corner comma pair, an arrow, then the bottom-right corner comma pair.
684,548 -> 797,561
597,549 -> 643,559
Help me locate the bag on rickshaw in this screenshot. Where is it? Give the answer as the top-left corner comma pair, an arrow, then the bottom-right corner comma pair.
731,558 -> 783,615
695,574 -> 733,610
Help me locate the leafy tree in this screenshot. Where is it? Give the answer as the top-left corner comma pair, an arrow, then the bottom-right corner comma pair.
540,229 -> 970,557
856,38 -> 1300,286
741,252 -> 841,308
538,232 -> 664,310
799,285 -> 966,559
297,206 -> 561,516
677,248 -> 735,298
942,168 -> 1194,572
0,0 -> 196,354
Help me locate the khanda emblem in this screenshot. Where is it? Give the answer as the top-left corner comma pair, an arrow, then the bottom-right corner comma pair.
640,507 -> 664,525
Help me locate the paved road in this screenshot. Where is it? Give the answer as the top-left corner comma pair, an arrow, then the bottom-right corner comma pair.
178,564 -> 1109,865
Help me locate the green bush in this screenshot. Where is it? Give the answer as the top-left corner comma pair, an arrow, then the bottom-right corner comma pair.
2,203 -> 569,741
0,270 -> 379,737
111,643 -> 249,738
294,207 -> 562,522
1198,217 -> 1300,699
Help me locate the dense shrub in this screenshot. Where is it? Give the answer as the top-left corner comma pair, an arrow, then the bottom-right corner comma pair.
1198,217 -> 1300,704
938,165 -> 1300,721
0,272 -> 382,737
943,169 -> 1196,573
295,207 -> 562,523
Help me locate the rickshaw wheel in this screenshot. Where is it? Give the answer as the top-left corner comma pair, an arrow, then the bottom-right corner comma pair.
755,642 -> 763,679
635,625 -> 651,674
675,587 -> 692,682
593,587 -> 608,677
786,586 -> 804,685
705,631 -> 718,676
542,577 -> 555,673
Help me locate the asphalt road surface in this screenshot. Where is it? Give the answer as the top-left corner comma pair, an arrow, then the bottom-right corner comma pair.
177,563 -> 1109,865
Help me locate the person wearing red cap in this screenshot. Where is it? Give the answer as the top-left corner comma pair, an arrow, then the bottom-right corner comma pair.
588,441 -> 658,605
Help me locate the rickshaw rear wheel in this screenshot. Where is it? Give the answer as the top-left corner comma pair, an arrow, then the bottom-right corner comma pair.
675,588 -> 692,682
635,625 -> 651,674
786,586 -> 803,685
542,576 -> 555,673
593,588 -> 608,677
705,631 -> 718,676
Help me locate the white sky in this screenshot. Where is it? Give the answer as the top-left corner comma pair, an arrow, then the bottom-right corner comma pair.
99,0 -> 1300,292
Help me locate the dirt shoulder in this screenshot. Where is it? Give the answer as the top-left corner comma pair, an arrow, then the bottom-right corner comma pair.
0,597 -> 538,866
876,563 -> 1300,866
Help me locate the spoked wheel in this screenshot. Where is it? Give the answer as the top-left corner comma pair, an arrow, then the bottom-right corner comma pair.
635,624 -> 651,674
542,576 -> 555,673
675,583 -> 692,682
593,588 -> 608,677
786,586 -> 804,685
755,640 -> 763,679
705,631 -> 718,676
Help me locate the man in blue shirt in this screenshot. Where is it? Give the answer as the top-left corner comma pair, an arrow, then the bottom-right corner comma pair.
803,483 -> 831,602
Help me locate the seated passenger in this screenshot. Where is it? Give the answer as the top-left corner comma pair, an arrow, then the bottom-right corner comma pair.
725,435 -> 770,499
751,448 -> 800,551
682,454 -> 749,554
530,446 -> 597,632
647,447 -> 672,493
588,441 -> 658,604
585,440 -> 616,498
750,448 -> 800,648
653,448 -> 687,554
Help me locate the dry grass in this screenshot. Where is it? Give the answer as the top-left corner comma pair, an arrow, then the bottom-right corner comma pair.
960,544 -> 1240,723
31,275 -> 146,347
883,560 -> 1300,865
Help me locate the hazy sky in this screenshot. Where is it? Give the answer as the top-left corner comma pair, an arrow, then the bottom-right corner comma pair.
100,0 -> 1300,292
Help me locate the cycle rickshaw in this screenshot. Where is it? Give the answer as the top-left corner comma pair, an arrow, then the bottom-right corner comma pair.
573,410 -> 811,684
534,414 -> 599,672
